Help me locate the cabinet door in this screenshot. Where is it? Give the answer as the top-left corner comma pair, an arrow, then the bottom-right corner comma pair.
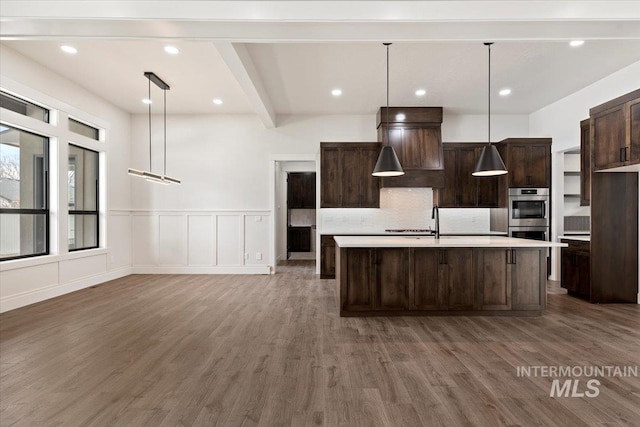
560,247 -> 578,292
576,251 -> 591,298
580,119 -> 591,206
302,173 -> 316,208
529,145 -> 550,187
320,147 -> 341,207
374,248 -> 409,310
341,147 -> 362,208
343,249 -> 374,311
441,248 -> 476,310
512,248 -> 544,310
288,227 -> 311,252
288,173 -> 315,209
457,147 -> 478,206
477,249 -> 511,310
592,106 -> 627,171
437,147 -> 458,207
508,145 -> 530,187
360,145 -> 381,208
411,248 -> 445,310
629,98 -> 640,165
414,127 -> 443,170
320,235 -> 336,279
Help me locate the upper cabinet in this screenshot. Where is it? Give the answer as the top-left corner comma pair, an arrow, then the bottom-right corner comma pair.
434,143 -> 499,208
376,107 -> 445,188
287,172 -> 316,209
580,119 -> 591,206
497,138 -> 552,188
320,142 -> 380,208
590,89 -> 640,172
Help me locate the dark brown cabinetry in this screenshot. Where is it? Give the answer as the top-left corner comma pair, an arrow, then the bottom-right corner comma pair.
337,246 -> 545,315
497,138 -> 552,188
374,248 -> 409,310
590,89 -> 640,171
591,172 -> 638,303
320,235 -> 336,279
287,226 -> 311,252
320,142 -> 380,208
434,144 -> 499,207
287,172 -> 315,209
560,239 -> 590,300
580,119 -> 591,206
376,107 -> 444,188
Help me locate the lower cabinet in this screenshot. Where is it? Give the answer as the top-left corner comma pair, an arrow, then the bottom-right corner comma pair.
337,246 -> 545,315
320,235 -> 336,279
560,239 -> 591,300
287,226 -> 311,252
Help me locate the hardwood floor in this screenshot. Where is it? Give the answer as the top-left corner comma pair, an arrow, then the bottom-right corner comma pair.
1,263 -> 639,426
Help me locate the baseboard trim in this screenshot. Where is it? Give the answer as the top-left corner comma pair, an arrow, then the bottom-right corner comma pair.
131,266 -> 271,275
0,267 -> 132,313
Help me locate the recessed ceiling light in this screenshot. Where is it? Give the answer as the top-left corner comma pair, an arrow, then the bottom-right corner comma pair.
60,45 -> 77,55
415,89 -> 426,96
164,45 -> 179,55
142,98 -> 152,105
213,98 -> 223,105
331,89 -> 342,97
569,40 -> 585,47
395,113 -> 406,121
499,88 -> 512,96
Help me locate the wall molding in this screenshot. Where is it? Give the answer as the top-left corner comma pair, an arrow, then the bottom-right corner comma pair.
132,266 -> 271,275
0,266 -> 131,313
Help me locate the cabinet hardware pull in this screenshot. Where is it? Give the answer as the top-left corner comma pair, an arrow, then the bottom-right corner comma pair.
620,147 -> 625,163
512,249 -> 517,264
625,147 -> 630,162
506,249 -> 511,264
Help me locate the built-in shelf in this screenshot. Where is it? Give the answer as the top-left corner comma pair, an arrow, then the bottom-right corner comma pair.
564,171 -> 581,176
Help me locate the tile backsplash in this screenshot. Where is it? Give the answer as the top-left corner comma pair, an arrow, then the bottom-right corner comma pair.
320,188 -> 490,234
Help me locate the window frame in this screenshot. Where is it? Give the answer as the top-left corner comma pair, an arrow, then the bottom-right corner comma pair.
67,143 -> 99,252
0,124 -> 50,261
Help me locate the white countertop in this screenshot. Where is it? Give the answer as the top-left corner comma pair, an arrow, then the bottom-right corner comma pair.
321,231 -> 509,236
559,235 -> 591,242
334,235 -> 568,248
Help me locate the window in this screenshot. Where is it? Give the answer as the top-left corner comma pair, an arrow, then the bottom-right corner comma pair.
0,125 -> 49,260
69,118 -> 99,141
68,144 -> 99,251
0,91 -> 49,123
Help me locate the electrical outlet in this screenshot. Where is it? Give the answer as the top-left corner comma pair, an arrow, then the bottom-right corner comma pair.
255,216 -> 262,222
244,253 -> 250,260
256,252 -> 262,260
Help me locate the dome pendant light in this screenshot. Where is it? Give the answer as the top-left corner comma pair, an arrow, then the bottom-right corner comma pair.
472,43 -> 508,177
373,43 -> 404,177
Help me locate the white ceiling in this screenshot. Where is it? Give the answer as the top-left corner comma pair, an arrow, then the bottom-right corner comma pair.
3,39 -> 640,116
2,2 -> 639,119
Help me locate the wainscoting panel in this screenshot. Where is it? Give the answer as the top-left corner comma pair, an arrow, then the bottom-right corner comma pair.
59,254 -> 108,284
244,215 -> 270,266
188,215 -> 216,266
158,215 -> 188,266
217,215 -> 242,266
132,215 -> 159,266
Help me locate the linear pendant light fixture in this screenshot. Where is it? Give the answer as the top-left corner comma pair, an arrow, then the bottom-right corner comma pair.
373,43 -> 404,177
128,72 -> 181,185
472,43 -> 508,177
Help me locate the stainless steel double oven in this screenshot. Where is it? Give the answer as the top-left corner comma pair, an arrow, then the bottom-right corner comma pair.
508,188 -> 549,242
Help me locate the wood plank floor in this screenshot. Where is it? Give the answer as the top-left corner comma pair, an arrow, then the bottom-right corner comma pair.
1,261 -> 639,426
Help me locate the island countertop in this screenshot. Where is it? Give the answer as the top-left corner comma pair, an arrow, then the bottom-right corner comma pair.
334,235 -> 568,248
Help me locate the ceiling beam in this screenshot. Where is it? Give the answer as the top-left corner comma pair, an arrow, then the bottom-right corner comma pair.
215,42 -> 276,129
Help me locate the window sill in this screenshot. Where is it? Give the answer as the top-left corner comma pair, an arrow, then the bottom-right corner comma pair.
0,248 -> 108,272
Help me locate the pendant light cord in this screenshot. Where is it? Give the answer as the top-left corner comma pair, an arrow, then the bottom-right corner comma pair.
164,88 -> 167,176
487,42 -> 492,145
384,42 -> 391,143
148,76 -> 152,171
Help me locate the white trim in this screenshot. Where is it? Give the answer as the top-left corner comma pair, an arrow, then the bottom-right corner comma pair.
132,266 -> 270,275
0,248 -> 110,272
0,266 -> 131,313
125,209 -> 270,214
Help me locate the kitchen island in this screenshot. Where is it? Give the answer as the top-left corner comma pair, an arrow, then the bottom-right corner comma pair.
334,236 -> 566,317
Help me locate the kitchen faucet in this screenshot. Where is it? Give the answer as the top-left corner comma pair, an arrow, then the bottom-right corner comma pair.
432,204 -> 440,239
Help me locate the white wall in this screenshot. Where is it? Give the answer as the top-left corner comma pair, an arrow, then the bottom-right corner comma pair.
529,59 -> 640,281
0,45 -> 132,313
